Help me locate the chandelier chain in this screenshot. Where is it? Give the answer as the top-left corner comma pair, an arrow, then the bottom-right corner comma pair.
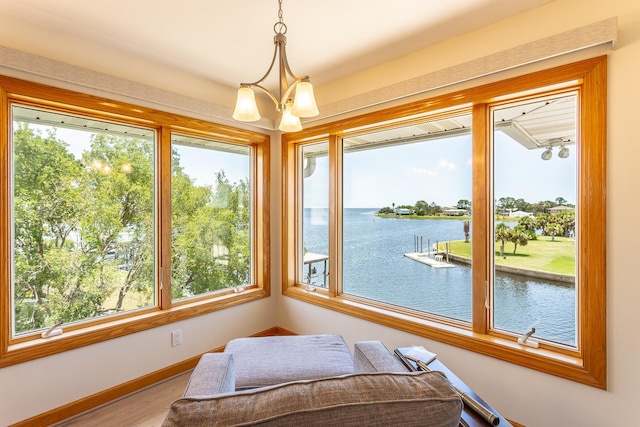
232,0 -> 318,131
275,0 -> 287,35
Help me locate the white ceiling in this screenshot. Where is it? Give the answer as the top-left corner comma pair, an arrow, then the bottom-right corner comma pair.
0,0 -> 551,92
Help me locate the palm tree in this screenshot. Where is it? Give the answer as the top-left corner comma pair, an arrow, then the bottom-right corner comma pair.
508,229 -> 529,254
495,223 -> 510,258
544,223 -> 564,241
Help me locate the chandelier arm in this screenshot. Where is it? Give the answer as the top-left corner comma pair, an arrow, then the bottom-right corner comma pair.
233,0 -> 317,131
244,83 -> 281,109
279,39 -> 306,86
281,78 -> 303,104
240,41 -> 280,88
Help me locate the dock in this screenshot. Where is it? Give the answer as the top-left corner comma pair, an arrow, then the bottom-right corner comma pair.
404,252 -> 455,268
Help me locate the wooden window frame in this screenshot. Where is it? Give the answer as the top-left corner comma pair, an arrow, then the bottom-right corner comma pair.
0,76 -> 270,368
282,56 -> 606,389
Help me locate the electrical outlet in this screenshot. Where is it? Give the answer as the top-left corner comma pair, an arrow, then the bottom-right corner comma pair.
171,329 -> 182,347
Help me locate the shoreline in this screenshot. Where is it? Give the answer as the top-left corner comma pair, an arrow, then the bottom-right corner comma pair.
445,253 -> 575,284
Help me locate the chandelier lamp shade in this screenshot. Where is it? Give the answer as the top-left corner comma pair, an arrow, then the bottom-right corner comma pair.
232,0 -> 319,132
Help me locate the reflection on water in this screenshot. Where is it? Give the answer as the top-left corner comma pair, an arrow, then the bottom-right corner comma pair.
303,208 -> 576,346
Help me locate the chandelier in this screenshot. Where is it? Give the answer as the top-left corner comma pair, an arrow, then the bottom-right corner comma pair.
232,0 -> 319,132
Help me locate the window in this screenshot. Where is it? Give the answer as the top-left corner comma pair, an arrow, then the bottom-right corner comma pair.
300,141 -> 330,289
491,92 -> 578,347
171,134 -> 252,300
283,57 -> 606,388
11,106 -> 156,336
0,76 -> 270,367
341,113 -> 473,323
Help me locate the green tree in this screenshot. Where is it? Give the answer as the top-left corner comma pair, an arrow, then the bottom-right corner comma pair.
554,209 -> 575,237
544,223 -> 564,241
507,227 -> 529,254
495,223 -> 510,258
414,200 -> 429,216
457,199 -> 471,210
517,216 -> 537,240
534,212 -> 551,231
498,197 -> 516,215
513,198 -> 531,212
170,166 -> 250,299
12,126 -> 155,332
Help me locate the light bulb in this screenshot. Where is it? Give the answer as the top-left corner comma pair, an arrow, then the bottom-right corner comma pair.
232,87 -> 261,122
291,81 -> 319,117
278,101 -> 302,132
558,145 -> 570,158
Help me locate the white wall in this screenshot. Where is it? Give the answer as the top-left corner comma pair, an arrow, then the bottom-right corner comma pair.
277,1 -> 640,426
0,299 -> 278,425
1,0 -> 639,425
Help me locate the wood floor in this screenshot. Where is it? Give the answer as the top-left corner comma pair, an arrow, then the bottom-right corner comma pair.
53,371 -> 191,427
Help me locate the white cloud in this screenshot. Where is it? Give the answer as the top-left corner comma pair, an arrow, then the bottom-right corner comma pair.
438,159 -> 457,170
410,167 -> 437,176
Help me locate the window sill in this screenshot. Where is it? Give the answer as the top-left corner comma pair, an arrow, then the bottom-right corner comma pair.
283,285 -> 604,389
1,287 -> 269,368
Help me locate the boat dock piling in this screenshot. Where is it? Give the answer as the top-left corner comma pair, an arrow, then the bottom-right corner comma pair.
409,235 -> 454,268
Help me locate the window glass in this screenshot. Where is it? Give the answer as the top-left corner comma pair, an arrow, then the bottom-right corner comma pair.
285,58 -> 606,387
170,134 -> 251,299
341,114 -> 473,322
300,142 -> 330,288
11,105 -> 156,336
491,93 -> 577,346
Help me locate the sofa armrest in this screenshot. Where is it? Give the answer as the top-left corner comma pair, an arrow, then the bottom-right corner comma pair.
353,341 -> 411,373
183,353 -> 235,397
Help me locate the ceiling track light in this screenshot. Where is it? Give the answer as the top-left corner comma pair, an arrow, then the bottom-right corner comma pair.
540,144 -> 571,160
558,145 -> 570,158
232,0 -> 319,133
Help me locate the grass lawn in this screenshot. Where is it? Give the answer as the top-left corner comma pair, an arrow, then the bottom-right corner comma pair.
446,236 -> 575,275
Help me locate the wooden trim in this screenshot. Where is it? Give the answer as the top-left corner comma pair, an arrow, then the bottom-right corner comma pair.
472,103 -> 489,333
282,56 -> 607,389
328,134 -> 342,296
281,134 -> 297,293
577,56 -> 607,387
0,76 -> 271,368
0,75 -> 266,145
12,327 -> 284,427
254,133 -> 271,295
12,356 -> 202,427
0,86 -> 9,359
159,126 -> 173,309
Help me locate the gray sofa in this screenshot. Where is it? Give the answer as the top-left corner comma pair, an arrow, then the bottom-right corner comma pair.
163,337 -> 463,426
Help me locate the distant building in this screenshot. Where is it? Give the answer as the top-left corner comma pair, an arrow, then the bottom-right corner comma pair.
549,205 -> 574,214
442,208 -> 467,216
395,208 -> 412,215
510,210 -> 533,217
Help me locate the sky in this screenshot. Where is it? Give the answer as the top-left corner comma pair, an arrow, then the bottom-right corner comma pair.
303,131 -> 576,209
26,118 -> 576,211
43,126 -> 250,188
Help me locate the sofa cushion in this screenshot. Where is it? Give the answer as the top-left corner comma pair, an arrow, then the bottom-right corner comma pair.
224,334 -> 354,389
163,371 -> 463,427
354,340 -> 411,373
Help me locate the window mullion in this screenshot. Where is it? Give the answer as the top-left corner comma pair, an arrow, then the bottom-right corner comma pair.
158,126 -> 172,309
472,103 -> 490,333
328,134 -> 342,296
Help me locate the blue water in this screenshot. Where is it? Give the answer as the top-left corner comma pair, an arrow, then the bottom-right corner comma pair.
303,208 -> 576,346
